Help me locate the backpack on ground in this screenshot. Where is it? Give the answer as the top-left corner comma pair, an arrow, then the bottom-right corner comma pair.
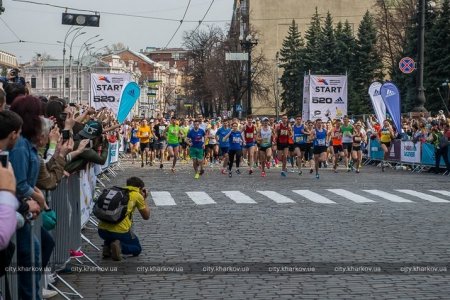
93,186 -> 130,224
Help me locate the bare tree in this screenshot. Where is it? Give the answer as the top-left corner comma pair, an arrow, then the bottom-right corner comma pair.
104,42 -> 128,54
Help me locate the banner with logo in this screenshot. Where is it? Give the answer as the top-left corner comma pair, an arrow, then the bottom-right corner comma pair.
302,75 -> 310,120
117,81 -> 141,123
420,143 -> 448,167
380,82 -> 401,133
80,164 -> 96,227
109,141 -> 119,164
308,75 -> 347,121
90,73 -> 131,114
368,139 -> 385,160
368,82 -> 386,124
387,140 -> 401,161
400,141 -> 421,163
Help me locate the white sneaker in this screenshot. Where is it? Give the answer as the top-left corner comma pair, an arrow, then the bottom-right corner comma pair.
42,288 -> 58,299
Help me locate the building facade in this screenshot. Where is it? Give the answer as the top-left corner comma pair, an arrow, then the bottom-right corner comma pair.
231,0 -> 376,116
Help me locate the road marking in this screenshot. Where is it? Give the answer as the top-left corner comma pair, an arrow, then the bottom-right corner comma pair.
363,190 -> 413,203
222,191 -> 256,204
327,189 -> 375,203
150,191 -> 176,206
186,192 -> 216,205
292,190 -> 336,204
396,190 -> 450,203
257,191 -> 295,203
429,190 -> 450,197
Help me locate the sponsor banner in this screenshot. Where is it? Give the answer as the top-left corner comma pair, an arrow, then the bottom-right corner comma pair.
368,139 -> 385,160
309,75 -> 347,121
109,141 -> 119,164
80,164 -> 97,227
380,82 -> 402,133
387,140 -> 401,161
117,81 -> 141,123
420,143 -> 449,167
400,141 -> 421,164
302,75 -> 310,120
90,73 -> 131,114
368,82 -> 386,124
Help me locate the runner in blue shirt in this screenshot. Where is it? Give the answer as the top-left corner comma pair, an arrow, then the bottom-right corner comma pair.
216,119 -> 231,175
292,115 -> 309,175
187,120 -> 206,179
223,121 -> 246,177
312,118 -> 329,179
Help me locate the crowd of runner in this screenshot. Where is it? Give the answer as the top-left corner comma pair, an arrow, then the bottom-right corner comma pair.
120,112 -> 450,178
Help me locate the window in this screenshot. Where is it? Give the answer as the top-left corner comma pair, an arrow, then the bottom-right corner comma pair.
52,78 -> 57,89
65,77 -> 69,88
31,77 -> 36,88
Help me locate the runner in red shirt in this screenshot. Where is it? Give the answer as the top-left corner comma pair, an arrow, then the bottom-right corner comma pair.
242,115 -> 257,174
275,115 -> 292,177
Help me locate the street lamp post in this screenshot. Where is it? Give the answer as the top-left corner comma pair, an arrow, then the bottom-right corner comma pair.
76,37 -> 103,103
68,30 -> 86,102
240,33 -> 259,117
413,0 -> 427,112
61,26 -> 82,98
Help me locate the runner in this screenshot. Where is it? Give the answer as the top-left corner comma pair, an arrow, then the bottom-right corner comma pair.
242,115 -> 257,174
378,119 -> 395,172
330,119 -> 344,173
304,121 -> 315,174
187,119 -> 206,179
164,116 -> 182,173
341,116 -> 354,172
288,118 -> 296,172
275,115 -> 292,177
129,121 -> 140,164
216,119 -> 231,175
154,117 -> 167,169
312,119 -> 329,179
206,121 -> 219,167
256,117 -> 274,177
180,119 -> 190,161
136,119 -> 152,168
148,119 -> 156,166
292,115 -> 308,175
224,121 -> 246,177
351,121 -> 366,173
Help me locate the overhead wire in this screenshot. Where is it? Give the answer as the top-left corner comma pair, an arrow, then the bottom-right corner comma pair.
163,0 -> 191,49
0,16 -> 24,41
187,0 -> 215,40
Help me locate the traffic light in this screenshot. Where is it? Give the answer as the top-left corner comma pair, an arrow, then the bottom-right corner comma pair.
62,13 -> 100,27
0,0 -> 5,15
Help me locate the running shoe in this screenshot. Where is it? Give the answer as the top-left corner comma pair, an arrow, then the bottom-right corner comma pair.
315,174 -> 320,179
290,168 -> 296,173
199,169 -> 205,175
261,171 -> 266,177
221,169 -> 226,175
160,163 -> 164,169
171,168 -> 175,173
266,161 -> 271,169
69,249 -> 84,258
194,173 -> 200,179
110,240 -> 122,261
356,169 -> 360,173
298,170 -> 303,175
236,169 -> 241,174
309,169 -> 313,174
249,169 -> 253,175
141,162 -> 144,168
281,171 -> 287,177
228,171 -> 232,178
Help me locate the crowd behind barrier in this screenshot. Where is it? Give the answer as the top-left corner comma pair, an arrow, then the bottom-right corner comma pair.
0,141 -> 124,300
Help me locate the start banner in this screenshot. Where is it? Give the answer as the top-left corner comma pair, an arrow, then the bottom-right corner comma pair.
400,141 -> 421,164
308,75 -> 347,121
90,73 -> 131,114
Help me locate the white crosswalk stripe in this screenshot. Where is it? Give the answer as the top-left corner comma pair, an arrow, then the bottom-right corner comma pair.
257,191 -> 295,203
222,191 -> 257,204
363,190 -> 413,203
328,189 -> 375,203
186,192 -> 216,205
429,190 -> 450,197
396,190 -> 450,203
150,191 -> 177,206
292,190 -> 337,204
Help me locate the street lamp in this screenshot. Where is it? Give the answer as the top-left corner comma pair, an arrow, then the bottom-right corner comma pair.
239,33 -> 259,116
60,26 -> 83,98
68,30 -> 86,102
76,37 -> 102,103
413,0 -> 427,112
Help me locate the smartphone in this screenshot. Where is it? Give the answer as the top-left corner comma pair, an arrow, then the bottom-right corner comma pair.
60,112 -> 68,121
62,130 -> 70,140
0,151 -> 9,168
69,103 -> 77,107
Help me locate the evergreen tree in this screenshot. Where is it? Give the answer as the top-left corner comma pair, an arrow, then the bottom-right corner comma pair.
279,19 -> 305,116
304,7 -> 322,73
317,11 -> 336,74
352,11 -> 383,115
334,20 -> 356,75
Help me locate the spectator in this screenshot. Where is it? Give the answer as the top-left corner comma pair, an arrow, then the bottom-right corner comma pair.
428,121 -> 450,174
4,82 -> 27,106
98,177 -> 150,261
0,88 -> 5,111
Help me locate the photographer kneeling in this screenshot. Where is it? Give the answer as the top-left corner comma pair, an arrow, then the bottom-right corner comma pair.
95,177 -> 150,261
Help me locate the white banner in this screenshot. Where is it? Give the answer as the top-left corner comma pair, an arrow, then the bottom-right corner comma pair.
302,75 -> 310,120
368,82 -> 386,124
90,73 -> 131,114
309,75 -> 347,121
400,141 -> 421,163
109,141 -> 119,164
80,165 -> 97,227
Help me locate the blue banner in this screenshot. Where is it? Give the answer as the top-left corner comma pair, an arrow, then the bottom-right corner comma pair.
368,139 -> 385,160
380,82 -> 402,134
420,143 -> 448,167
117,81 -> 141,123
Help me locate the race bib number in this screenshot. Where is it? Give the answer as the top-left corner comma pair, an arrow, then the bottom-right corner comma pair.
317,138 -> 326,146
232,137 -> 241,143
262,138 -> 270,144
280,129 -> 288,135
159,126 -> 166,135
142,132 -> 149,137
246,133 -> 254,138
194,136 -> 202,142
295,136 -> 301,143
132,132 -> 137,138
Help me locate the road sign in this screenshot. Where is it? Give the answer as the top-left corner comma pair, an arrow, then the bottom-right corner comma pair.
226,53 -> 249,61
236,104 -> 243,112
399,57 -> 416,74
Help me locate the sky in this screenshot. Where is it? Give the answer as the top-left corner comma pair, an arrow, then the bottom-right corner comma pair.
0,0 -> 234,63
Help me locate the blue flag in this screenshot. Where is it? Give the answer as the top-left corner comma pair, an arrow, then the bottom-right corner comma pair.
380,82 -> 402,133
117,81 -> 140,124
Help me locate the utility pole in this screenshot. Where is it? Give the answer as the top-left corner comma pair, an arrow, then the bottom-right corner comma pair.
413,0 -> 427,112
